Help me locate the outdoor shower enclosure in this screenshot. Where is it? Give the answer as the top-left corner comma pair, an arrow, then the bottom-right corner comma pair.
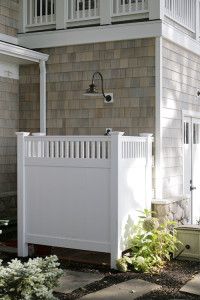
16,131 -> 152,267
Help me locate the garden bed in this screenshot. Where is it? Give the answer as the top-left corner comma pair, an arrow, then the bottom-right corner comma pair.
1,252 -> 200,299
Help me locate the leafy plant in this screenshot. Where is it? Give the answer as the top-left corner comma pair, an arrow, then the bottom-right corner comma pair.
116,210 -> 181,273
0,255 -> 63,300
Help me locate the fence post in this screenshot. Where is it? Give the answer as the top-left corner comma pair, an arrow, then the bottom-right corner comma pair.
140,133 -> 153,210
56,0 -> 67,29
16,132 -> 30,257
149,0 -> 164,20
100,0 -> 112,25
110,131 -> 124,269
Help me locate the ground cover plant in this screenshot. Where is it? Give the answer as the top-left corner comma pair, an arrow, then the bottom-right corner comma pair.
0,255 -> 63,300
116,210 -> 180,273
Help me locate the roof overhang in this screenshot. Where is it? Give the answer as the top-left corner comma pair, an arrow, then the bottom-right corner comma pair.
0,41 -> 49,64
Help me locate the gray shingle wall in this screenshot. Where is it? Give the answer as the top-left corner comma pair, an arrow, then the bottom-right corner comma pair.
0,0 -> 19,36
19,38 -> 155,137
0,76 -> 19,196
162,39 -> 200,199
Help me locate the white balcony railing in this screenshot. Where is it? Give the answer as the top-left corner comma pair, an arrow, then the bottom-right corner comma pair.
165,0 -> 196,33
21,0 -> 152,32
20,0 -> 200,40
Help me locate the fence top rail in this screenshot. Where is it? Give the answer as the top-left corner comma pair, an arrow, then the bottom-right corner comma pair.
24,135 -> 152,142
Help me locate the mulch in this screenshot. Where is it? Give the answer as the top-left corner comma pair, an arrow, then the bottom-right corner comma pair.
1,251 -> 200,299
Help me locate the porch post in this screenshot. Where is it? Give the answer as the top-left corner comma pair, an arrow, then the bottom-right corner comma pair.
16,132 -> 30,257
100,0 -> 112,25
19,0 -> 27,33
56,0 -> 67,29
196,0 -> 200,40
39,60 -> 46,134
149,0 -> 164,20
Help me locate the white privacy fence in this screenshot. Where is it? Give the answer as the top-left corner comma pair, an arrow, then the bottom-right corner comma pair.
17,132 -> 153,268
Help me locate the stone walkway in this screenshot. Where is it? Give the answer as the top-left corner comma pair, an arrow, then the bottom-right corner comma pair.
80,279 -> 160,299
180,273 -> 200,296
54,270 -> 161,299
54,270 -> 200,299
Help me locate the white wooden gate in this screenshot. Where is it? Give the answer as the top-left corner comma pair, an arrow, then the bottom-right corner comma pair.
16,132 -> 153,268
184,117 -> 200,224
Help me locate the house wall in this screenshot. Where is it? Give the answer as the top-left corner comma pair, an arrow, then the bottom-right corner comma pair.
161,39 -> 200,199
0,76 -> 19,217
0,0 -> 19,37
19,38 -> 155,138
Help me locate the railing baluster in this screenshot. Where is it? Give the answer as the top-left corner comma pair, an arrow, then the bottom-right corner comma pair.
97,141 -> 101,159
86,141 -> 90,158
81,141 -> 85,158
51,0 -> 53,22
102,141 -> 106,159
70,141 -> 74,158
88,0 -> 91,17
34,0 -> 37,24
91,141 -> 95,159
45,0 -> 48,23
40,0 -> 42,24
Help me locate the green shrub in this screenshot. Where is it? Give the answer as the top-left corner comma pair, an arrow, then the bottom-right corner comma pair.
0,255 -> 63,300
116,210 -> 181,273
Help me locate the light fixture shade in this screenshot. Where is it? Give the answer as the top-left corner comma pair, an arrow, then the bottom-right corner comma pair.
85,83 -> 99,95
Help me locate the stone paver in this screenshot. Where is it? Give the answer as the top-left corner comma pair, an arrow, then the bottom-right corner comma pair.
54,270 -> 103,294
180,273 -> 200,296
80,279 -> 160,299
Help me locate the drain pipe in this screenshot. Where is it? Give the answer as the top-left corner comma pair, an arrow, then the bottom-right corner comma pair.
39,60 -> 46,134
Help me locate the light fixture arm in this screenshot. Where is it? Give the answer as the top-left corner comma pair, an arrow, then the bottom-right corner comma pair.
91,72 -> 112,102
92,71 -> 107,99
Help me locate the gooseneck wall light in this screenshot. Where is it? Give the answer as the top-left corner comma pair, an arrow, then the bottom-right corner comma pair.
84,71 -> 113,103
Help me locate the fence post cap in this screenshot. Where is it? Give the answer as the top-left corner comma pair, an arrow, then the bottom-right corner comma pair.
16,132 -> 30,137
110,131 -> 124,136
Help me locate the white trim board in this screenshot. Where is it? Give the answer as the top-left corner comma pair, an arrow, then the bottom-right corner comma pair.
0,33 -> 18,45
162,22 -> 200,57
18,20 -> 162,49
0,41 -> 49,64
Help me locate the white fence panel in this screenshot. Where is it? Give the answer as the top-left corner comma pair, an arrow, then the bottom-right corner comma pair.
16,132 -> 153,268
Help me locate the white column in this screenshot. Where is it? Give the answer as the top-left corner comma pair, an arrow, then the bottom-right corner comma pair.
196,0 -> 200,40
155,37 -> 163,200
149,0 -> 165,20
19,0 -> 27,33
110,131 -> 124,269
16,132 -> 30,257
140,133 -> 153,210
39,60 -> 46,134
56,0 -> 67,29
100,0 -> 112,25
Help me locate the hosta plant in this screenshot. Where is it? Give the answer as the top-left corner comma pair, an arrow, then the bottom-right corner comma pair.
116,209 -> 181,273
0,255 -> 63,300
